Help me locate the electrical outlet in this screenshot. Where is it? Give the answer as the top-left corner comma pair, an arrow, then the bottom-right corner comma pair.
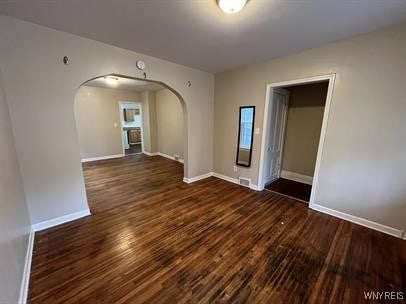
233,166 -> 238,172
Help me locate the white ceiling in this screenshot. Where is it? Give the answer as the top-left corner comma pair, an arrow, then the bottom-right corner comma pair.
1,0 -> 405,72
84,76 -> 164,92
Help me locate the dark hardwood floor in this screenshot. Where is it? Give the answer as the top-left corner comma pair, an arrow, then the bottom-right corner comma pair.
125,143 -> 142,155
265,178 -> 312,202
28,155 -> 406,303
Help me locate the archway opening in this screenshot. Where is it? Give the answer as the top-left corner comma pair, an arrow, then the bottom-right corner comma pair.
73,74 -> 188,212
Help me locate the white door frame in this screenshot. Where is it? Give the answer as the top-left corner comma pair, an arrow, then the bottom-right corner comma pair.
119,101 -> 145,155
258,74 -> 336,207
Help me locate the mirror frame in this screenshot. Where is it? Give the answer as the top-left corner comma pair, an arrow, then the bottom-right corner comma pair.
236,106 -> 255,168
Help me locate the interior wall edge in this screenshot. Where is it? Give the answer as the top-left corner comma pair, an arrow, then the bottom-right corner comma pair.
0,16 -> 215,225
32,209 -> 91,231
18,228 -> 35,304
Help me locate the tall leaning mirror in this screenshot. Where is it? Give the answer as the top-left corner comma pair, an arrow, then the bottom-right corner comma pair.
236,106 -> 255,167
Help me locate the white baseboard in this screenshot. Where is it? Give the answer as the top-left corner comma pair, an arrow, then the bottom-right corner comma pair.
81,154 -> 124,162
249,183 -> 260,191
183,172 -> 213,184
156,152 -> 184,163
310,203 -> 404,239
212,172 -> 238,184
18,228 -> 34,304
32,209 -> 91,232
281,170 -> 313,185
143,151 -> 158,156
212,172 -> 259,191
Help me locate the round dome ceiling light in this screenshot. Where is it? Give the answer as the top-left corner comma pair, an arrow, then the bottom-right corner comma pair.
217,0 -> 248,14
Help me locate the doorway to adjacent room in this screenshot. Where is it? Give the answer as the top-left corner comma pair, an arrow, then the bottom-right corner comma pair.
258,75 -> 335,204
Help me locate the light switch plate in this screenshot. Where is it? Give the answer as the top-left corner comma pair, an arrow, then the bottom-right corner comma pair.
254,127 -> 260,134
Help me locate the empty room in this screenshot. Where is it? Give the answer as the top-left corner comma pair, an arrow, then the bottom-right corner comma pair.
0,1 -> 405,303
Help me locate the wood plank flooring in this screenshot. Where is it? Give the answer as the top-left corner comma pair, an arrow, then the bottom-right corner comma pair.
125,143 -> 142,155
265,178 -> 312,202
28,155 -> 406,303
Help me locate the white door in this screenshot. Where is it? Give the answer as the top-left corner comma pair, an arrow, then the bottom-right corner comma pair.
264,89 -> 289,184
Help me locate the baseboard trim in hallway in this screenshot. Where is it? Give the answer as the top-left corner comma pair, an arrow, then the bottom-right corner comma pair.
280,170 -> 313,185
32,209 -> 91,232
156,152 -> 184,163
81,154 -> 124,162
19,228 -> 35,304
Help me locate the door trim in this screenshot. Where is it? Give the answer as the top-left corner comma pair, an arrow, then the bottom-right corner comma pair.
119,101 -> 145,155
258,74 -> 336,208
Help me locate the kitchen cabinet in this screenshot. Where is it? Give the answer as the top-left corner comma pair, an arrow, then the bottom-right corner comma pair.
128,129 -> 141,143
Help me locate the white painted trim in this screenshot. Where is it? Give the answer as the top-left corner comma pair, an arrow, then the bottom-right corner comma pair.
310,203 -> 404,239
258,74 -> 336,214
181,171 -> 261,191
212,172 -> 259,191
183,172 -> 213,184
119,101 -> 145,154
81,154 -> 124,162
18,228 -> 34,304
308,75 -> 335,207
156,152 -> 184,163
257,82 -> 272,190
143,151 -> 158,156
280,170 -> 313,185
249,184 -> 260,191
212,172 -> 239,185
32,209 -> 91,232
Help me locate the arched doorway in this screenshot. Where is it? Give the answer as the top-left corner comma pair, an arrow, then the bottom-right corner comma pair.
74,73 -> 188,177
73,73 -> 189,214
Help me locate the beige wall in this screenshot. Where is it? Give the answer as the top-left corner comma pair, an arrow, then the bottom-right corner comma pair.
0,16 -> 214,225
156,89 -> 184,159
0,67 -> 31,303
75,86 -> 185,159
74,86 -> 142,159
140,90 -> 158,153
214,23 -> 406,232
282,82 -> 328,176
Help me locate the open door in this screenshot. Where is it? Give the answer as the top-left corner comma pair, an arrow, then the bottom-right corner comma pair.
263,88 -> 289,185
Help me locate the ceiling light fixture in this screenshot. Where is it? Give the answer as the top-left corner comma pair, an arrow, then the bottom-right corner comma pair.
104,76 -> 119,86
217,0 -> 247,14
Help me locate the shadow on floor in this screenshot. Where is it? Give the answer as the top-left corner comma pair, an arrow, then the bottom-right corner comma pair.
265,178 -> 312,202
125,143 -> 142,155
